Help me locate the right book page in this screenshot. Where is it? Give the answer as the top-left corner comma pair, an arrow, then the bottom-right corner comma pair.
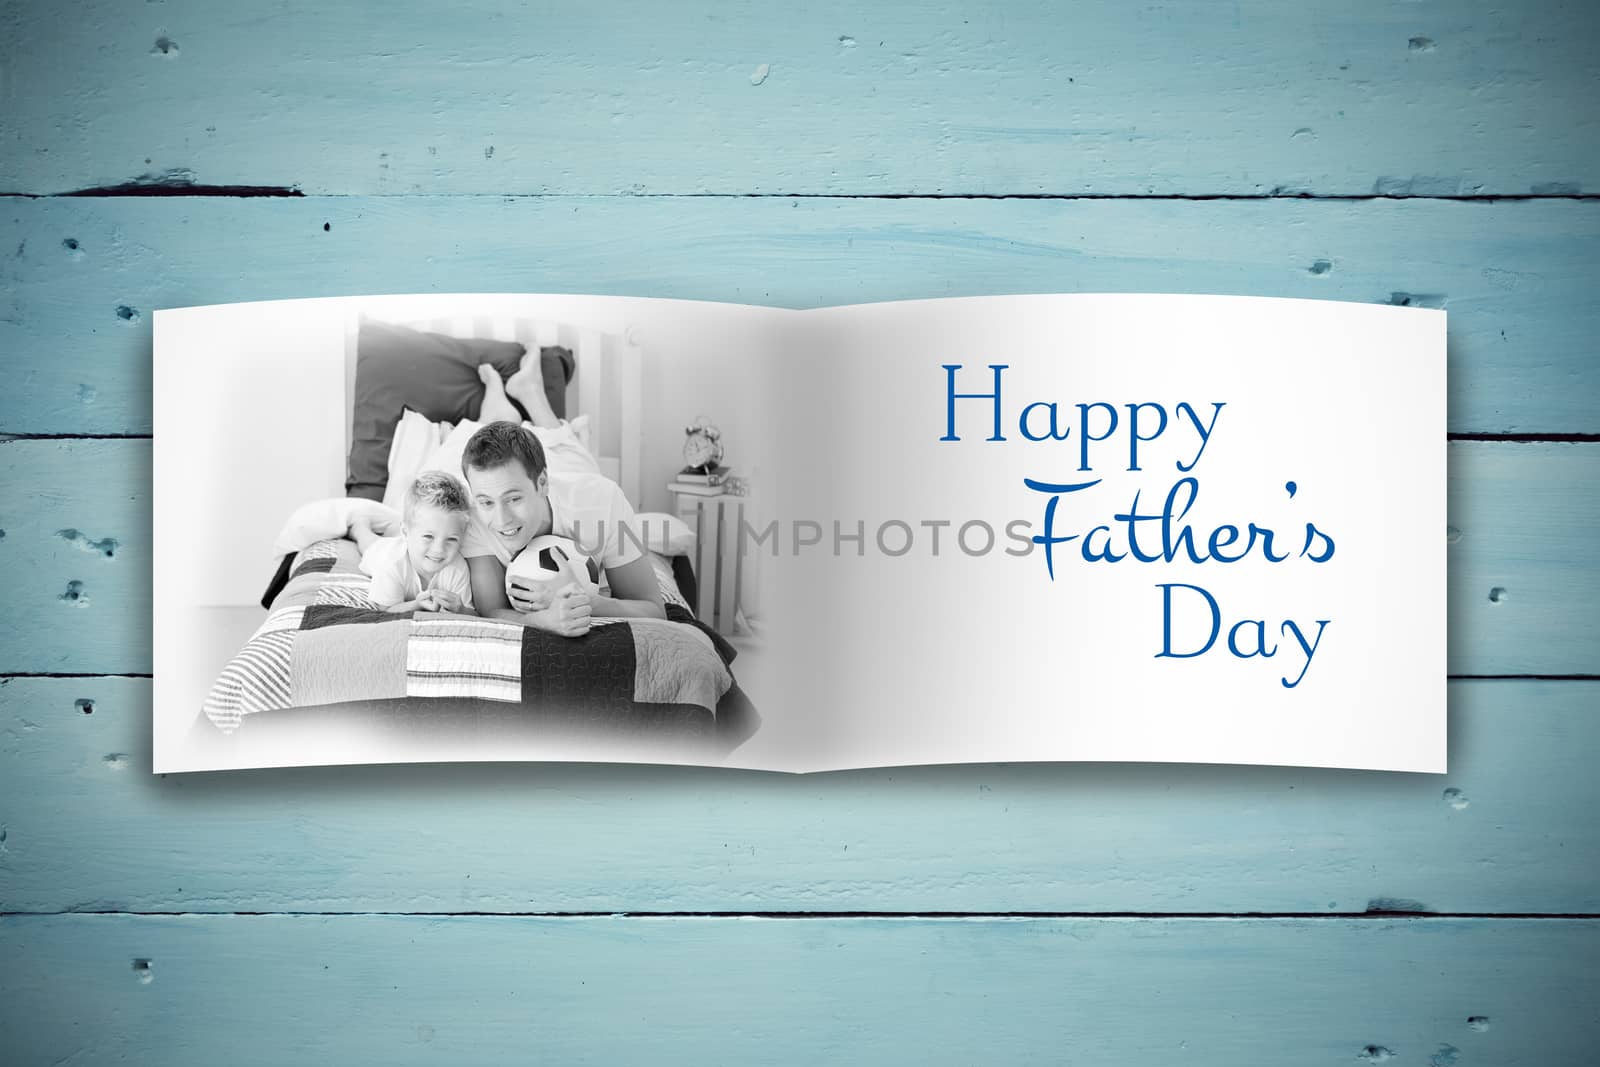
762,294 -> 1445,774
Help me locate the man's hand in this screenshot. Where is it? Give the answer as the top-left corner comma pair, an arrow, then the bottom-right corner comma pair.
506,574 -> 558,615
527,585 -> 593,637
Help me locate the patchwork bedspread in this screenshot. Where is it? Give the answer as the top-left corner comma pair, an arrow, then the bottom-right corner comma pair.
203,539 -> 745,747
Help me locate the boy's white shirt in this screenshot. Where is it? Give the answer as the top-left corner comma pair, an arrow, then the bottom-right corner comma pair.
360,536 -> 475,609
462,471 -> 644,573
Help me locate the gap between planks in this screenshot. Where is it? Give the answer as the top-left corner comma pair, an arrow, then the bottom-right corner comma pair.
5,190 -> 1600,203
4,910 -> 1600,920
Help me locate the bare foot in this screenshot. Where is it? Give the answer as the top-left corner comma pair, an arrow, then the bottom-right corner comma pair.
477,363 -> 523,423
504,347 -> 561,428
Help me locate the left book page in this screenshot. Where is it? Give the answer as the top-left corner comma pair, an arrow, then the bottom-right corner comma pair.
152,293 -> 798,773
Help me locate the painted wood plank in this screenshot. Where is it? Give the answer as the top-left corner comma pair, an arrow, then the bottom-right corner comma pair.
4,914 -> 1597,1065
4,1 -> 1597,197
0,440 -> 152,673
1447,443 -> 1600,674
1,677 -> 1594,914
4,440 -> 1590,675
4,197 -> 1597,436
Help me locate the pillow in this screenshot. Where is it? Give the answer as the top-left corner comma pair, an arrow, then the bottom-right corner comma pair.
629,512 -> 696,557
347,317 -> 575,500
272,497 -> 401,559
562,412 -> 594,455
381,409 -> 453,513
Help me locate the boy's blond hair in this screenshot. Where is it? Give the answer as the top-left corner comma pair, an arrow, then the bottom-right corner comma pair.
405,470 -> 471,522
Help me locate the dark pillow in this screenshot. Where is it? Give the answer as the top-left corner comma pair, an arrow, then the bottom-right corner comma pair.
348,319 -> 574,500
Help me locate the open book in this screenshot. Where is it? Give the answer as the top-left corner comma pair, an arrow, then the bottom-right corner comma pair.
153,293 -> 1444,775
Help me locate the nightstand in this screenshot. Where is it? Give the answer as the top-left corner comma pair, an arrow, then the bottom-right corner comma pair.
667,487 -> 750,636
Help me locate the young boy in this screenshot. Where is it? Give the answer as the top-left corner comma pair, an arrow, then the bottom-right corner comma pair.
459,420 -> 665,637
354,470 -> 476,614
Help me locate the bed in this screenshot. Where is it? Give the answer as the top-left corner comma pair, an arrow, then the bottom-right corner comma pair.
186,304 -> 759,766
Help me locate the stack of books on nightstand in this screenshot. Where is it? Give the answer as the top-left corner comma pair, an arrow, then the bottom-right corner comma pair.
669,465 -> 735,496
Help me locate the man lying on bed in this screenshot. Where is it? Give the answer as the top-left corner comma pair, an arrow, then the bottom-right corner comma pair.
460,350 -> 666,637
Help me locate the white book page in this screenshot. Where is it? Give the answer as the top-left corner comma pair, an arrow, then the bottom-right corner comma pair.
762,294 -> 1445,773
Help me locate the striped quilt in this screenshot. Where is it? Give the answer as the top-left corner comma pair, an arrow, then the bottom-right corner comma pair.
202,538 -> 748,748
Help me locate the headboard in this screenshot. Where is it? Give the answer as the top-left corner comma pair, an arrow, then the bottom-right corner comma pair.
341,306 -> 644,506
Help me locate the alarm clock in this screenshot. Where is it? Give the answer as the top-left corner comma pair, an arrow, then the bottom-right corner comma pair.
682,415 -> 724,473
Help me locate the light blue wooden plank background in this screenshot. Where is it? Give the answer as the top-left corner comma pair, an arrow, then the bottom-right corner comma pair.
2,677 -> 1596,914
5,199 -> 1600,433
2,1 -> 1597,1062
5,915 -> 1598,1065
5,0 -> 1597,196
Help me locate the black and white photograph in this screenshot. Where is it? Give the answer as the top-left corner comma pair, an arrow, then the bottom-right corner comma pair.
155,294 -> 778,772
